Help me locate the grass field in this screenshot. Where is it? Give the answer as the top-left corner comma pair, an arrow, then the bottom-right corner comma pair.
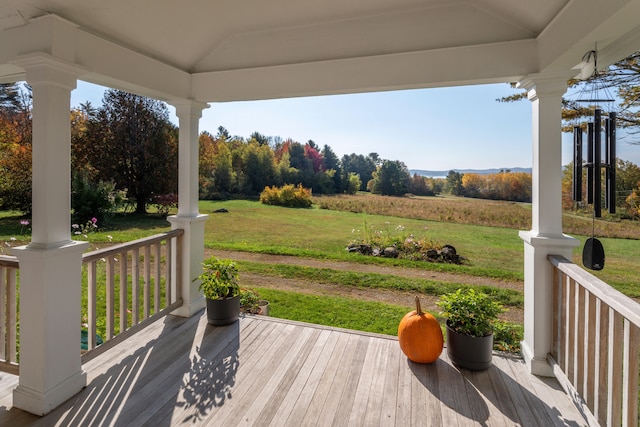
0,194 -> 637,344
1,196 -> 638,298
198,199 -> 640,298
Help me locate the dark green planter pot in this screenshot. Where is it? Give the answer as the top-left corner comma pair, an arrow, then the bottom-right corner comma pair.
205,295 -> 240,326
446,323 -> 493,371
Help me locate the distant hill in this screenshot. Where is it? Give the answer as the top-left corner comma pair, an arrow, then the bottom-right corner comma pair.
409,167 -> 532,177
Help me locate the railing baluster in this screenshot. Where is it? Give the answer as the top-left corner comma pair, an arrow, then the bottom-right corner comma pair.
106,255 -> 115,340
567,277 -> 575,382
176,233 -> 183,304
622,320 -> 639,427
607,309 -> 623,426
88,261 -> 97,350
557,270 -> 566,369
165,238 -> 172,305
0,267 -> 6,361
132,248 -> 139,326
596,299 -> 609,425
584,290 -> 596,411
575,284 -> 585,397
552,266 -> 560,360
7,270 -> 15,364
120,251 -> 128,335
144,245 -> 151,318
154,243 -> 161,313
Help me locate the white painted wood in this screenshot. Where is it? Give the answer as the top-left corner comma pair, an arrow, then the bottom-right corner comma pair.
165,239 -> 172,304
549,255 -> 640,426
607,310 -> 623,426
106,256 -> 115,341
132,248 -> 139,325
549,255 -> 640,327
144,245 -> 151,319
621,320 -> 639,427
596,300 -> 610,426
87,261 -> 96,350
119,251 -> 127,334
519,74 -> 580,377
154,243 -> 161,314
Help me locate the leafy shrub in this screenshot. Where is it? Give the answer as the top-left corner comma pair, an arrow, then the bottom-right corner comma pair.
149,193 -> 178,216
492,321 -> 523,353
71,174 -> 119,224
260,184 -> 312,208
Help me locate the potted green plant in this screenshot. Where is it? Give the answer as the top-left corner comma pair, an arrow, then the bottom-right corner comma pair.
240,288 -> 270,316
196,256 -> 241,325
437,288 -> 503,370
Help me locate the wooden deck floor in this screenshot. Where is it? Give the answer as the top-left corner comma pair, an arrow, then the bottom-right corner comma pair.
0,312 -> 589,426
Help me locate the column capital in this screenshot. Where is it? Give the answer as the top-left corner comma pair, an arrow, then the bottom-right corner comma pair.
517,71 -> 573,101
171,99 -> 210,119
11,53 -> 86,90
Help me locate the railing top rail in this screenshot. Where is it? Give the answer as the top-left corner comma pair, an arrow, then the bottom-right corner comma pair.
82,229 -> 184,263
549,254 -> 640,328
0,255 -> 19,268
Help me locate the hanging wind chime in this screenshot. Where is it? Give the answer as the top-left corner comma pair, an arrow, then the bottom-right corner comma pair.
570,50 -> 617,271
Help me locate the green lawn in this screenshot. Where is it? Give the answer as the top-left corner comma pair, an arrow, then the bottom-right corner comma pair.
1,198 -> 637,297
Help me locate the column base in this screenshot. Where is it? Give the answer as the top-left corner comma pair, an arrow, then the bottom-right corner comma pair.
13,370 -> 87,416
521,340 -> 553,377
168,214 -> 209,318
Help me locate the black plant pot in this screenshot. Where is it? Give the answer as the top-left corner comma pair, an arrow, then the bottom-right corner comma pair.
205,295 -> 240,326
446,323 -> 493,371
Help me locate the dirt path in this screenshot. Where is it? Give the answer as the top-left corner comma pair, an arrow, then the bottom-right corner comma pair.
207,249 -> 524,323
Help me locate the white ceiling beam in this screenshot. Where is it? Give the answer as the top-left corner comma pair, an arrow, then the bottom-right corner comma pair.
192,39 -> 538,102
1,14 -> 192,101
537,0 -> 640,73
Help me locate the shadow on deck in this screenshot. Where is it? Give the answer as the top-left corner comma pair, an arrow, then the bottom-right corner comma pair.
0,312 -> 589,426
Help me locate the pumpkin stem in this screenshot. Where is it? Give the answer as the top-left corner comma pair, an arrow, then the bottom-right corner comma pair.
414,296 -> 422,315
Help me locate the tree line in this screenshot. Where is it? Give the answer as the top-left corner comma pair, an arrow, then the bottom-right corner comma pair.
2,82 -> 639,222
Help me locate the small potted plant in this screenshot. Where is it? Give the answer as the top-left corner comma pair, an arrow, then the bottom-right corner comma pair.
437,288 -> 503,370
240,288 -> 270,316
196,256 -> 241,325
240,288 -> 260,314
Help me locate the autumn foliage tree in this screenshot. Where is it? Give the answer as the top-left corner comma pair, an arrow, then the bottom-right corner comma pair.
461,171 -> 532,202
0,83 -> 32,212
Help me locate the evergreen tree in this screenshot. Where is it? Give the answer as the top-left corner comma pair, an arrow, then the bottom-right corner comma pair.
321,144 -> 343,193
370,160 -> 410,196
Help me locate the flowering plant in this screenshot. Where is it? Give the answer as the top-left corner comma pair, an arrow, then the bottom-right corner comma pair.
72,217 -> 99,239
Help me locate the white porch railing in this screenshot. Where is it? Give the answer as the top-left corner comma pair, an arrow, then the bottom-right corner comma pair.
0,229 -> 185,372
80,229 -> 184,362
549,255 -> 640,427
0,255 -> 19,374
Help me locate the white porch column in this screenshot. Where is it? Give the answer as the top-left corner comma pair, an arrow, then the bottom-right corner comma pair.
168,100 -> 209,317
11,54 -> 88,415
518,75 -> 579,376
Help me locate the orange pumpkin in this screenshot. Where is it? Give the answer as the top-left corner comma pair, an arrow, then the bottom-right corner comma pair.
398,296 -> 443,363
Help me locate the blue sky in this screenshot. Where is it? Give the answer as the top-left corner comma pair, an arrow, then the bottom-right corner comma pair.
71,81 -> 640,171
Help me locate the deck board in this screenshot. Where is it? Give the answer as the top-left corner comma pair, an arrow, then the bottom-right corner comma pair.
0,312 -> 591,426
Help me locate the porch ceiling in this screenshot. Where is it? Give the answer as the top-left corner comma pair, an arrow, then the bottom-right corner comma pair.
1,0 -> 640,101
